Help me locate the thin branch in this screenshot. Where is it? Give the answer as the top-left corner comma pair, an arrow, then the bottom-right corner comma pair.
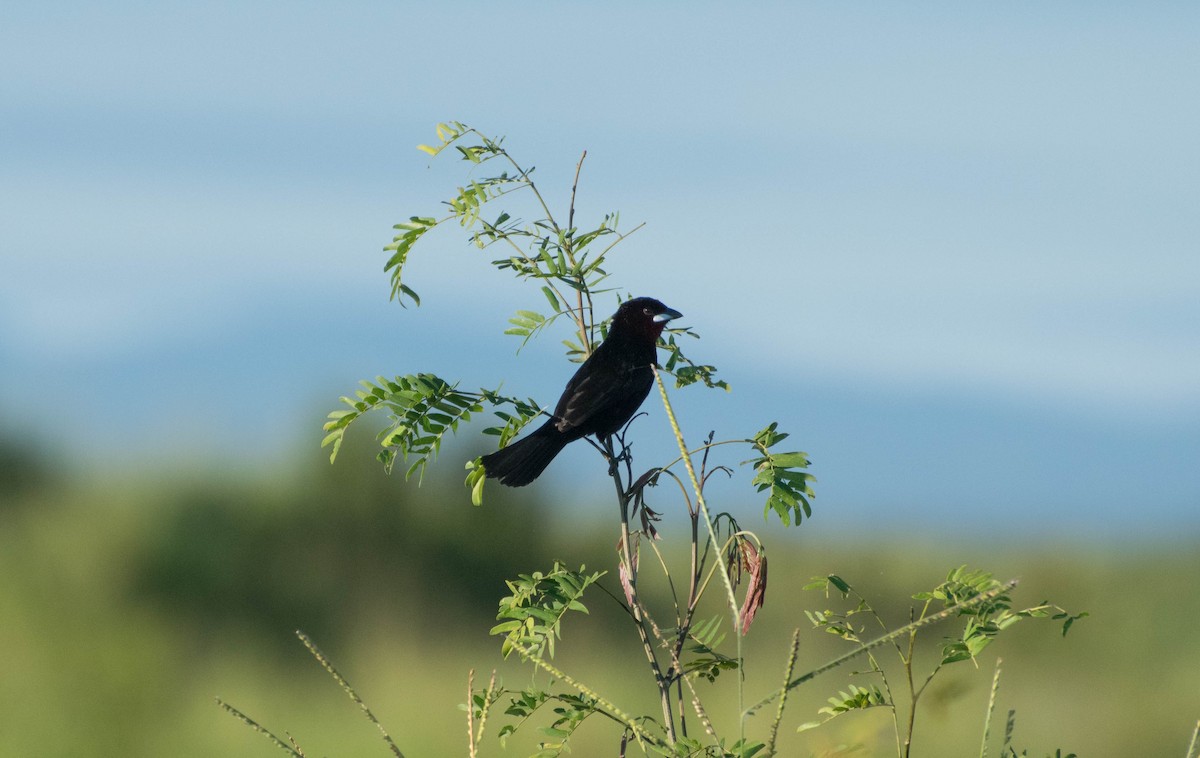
644,538 -> 682,618
594,220 -> 646,259
568,150 -> 586,237
492,139 -> 559,230
654,439 -> 749,478
489,223 -> 576,330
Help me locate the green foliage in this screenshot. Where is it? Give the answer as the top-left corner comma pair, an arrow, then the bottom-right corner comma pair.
396,121 -> 626,360
494,689 -> 601,757
820,684 -> 890,718
322,372 -> 546,493
745,422 -> 815,525
384,216 -> 435,307
661,329 -> 729,390
915,566 -> 1087,665
323,373 -> 483,482
490,563 -> 604,660
680,615 -> 739,683
531,694 -> 598,757
797,570 -> 1086,756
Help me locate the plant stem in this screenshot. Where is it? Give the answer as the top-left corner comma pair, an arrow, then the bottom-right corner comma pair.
603,435 -> 677,744
467,669 -> 477,758
1185,719 -> 1200,758
653,369 -> 746,741
568,150 -> 585,232
978,658 -> 1002,758
903,654 -> 916,757
766,629 -> 802,756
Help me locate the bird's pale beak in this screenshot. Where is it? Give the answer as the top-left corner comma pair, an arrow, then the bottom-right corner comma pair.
653,307 -> 683,323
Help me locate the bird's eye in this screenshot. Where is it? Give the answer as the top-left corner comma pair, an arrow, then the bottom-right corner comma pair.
643,307 -> 653,315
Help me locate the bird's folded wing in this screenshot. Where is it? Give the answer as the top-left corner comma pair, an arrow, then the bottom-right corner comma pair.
553,364 -> 646,433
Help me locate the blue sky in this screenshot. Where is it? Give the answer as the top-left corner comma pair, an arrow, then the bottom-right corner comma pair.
2,3 -> 1197,535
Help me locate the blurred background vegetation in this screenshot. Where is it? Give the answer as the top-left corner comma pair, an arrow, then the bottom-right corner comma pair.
3,419 -> 1198,757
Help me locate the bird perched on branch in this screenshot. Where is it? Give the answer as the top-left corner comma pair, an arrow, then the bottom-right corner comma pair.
481,297 -> 683,486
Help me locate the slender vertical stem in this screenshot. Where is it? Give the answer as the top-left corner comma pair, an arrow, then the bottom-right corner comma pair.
567,151 -> 588,353
653,369 -> 745,740
466,669 -> 477,758
766,629 -> 802,756
568,150 -> 586,233
603,435 -> 676,744
978,658 -> 1002,758
676,677 -> 687,738
902,615 -> 918,758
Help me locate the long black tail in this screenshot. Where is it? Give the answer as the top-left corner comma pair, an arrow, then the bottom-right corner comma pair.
480,421 -> 570,487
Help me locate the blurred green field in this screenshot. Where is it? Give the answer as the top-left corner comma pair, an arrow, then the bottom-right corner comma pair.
2,432 -> 1198,757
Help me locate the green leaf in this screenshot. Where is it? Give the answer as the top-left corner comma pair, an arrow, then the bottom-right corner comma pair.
744,423 -> 816,527
768,451 -> 810,468
492,563 -> 604,660
383,216 -> 436,307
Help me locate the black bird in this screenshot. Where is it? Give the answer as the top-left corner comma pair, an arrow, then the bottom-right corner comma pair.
481,297 -> 683,486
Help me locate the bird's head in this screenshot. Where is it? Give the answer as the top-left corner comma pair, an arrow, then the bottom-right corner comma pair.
610,297 -> 683,342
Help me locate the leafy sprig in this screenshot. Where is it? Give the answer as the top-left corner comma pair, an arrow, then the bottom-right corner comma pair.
745,423 -> 815,525
680,615 -> 739,683
795,569 -> 1086,754
322,373 -> 543,487
490,563 -> 605,660
661,328 -> 729,390
915,566 -> 1089,664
